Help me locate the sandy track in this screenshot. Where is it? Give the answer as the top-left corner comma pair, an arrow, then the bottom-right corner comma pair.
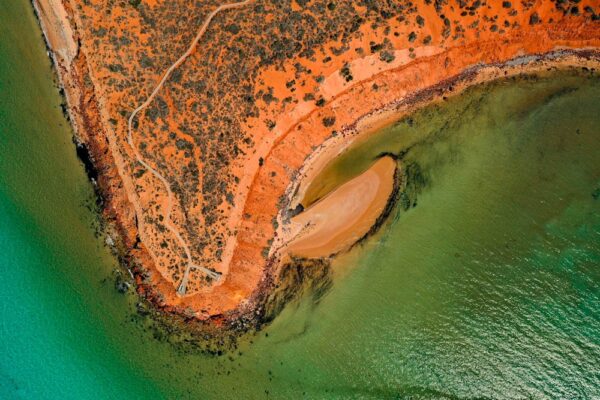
126,0 -> 253,296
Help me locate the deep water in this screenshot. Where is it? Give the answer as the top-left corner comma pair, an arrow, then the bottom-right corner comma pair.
1,1 -> 599,398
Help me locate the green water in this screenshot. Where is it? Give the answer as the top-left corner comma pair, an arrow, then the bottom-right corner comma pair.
297,70 -> 600,398
1,1 -> 599,398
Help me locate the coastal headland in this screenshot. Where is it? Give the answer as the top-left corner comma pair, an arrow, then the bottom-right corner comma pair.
32,0 -> 600,335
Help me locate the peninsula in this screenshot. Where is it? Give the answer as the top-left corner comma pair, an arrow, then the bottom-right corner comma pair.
32,0 -> 600,331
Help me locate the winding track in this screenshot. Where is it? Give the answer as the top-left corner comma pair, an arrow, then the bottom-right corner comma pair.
127,0 -> 253,296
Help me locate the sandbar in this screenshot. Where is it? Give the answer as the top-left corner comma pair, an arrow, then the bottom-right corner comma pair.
284,156 -> 396,259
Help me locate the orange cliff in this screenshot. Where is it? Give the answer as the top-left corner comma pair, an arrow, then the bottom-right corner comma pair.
33,0 -> 600,323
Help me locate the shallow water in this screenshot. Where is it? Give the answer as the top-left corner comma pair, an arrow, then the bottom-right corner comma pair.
1,1 -> 599,398
298,68 -> 600,398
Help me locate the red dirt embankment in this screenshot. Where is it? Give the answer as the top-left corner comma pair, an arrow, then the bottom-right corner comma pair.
34,0 -> 600,323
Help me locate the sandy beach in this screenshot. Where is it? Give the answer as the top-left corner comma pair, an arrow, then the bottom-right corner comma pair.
283,156 -> 396,259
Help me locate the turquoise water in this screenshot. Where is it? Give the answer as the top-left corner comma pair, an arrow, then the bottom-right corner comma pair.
1,0 -> 599,398
0,1 -> 164,398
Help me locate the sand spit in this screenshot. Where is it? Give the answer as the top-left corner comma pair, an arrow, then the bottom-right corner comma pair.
283,156 -> 396,259
32,0 -> 600,335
